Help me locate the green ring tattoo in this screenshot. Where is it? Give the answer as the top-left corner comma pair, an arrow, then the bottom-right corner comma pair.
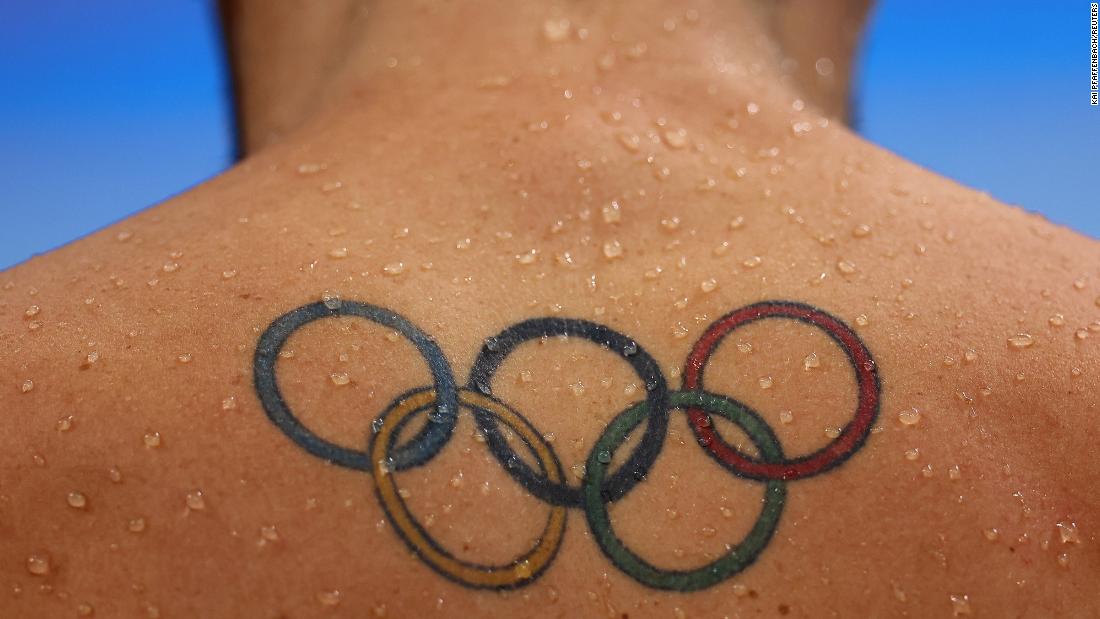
583,390 -> 787,591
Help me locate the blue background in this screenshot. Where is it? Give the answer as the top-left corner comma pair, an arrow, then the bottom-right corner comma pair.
0,1 -> 1096,268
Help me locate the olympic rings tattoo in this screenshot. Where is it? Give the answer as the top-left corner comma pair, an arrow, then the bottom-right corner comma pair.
253,299 -> 880,591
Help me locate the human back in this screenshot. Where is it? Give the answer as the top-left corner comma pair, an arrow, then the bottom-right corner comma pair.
2,1 -> 1098,617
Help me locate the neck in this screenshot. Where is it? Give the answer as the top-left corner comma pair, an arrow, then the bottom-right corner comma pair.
221,0 -> 868,155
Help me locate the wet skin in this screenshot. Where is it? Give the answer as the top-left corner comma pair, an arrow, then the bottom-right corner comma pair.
2,1 -> 1099,617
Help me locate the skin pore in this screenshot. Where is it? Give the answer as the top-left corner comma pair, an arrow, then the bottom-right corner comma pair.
2,1 -> 1099,617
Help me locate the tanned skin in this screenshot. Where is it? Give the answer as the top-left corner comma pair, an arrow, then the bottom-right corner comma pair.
2,1 -> 1097,617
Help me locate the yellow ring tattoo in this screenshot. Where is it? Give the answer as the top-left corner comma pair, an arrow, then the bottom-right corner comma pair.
370,387 -> 567,589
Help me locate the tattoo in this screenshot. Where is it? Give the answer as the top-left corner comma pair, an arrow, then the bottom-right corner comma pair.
253,300 -> 880,591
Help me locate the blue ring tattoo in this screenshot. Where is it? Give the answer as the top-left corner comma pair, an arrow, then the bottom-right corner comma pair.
466,317 -> 670,507
253,300 -> 458,471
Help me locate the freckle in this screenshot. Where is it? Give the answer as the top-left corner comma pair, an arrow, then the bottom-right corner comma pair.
186,490 -> 206,511
67,491 -> 88,509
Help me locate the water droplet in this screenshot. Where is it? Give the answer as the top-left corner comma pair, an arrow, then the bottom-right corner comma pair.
67,491 -> 87,509
186,490 -> 206,511
898,408 -> 921,426
855,314 -> 870,327
1049,313 -> 1066,327
836,259 -> 857,275
77,602 -> 95,616
143,432 -> 161,448
1075,328 -> 1090,340
663,128 -> 688,149
316,590 -> 342,607
260,525 -> 280,542
602,201 -> 622,223
222,269 -> 237,280
852,224 -> 872,238
109,467 -> 123,483
25,554 -> 50,576
904,448 -> 920,461
20,379 -> 34,393
1056,520 -> 1080,544
700,278 -> 718,293
758,376 -> 773,389
615,131 -> 642,152
177,353 -> 193,364
296,163 -> 326,175
963,349 -> 979,363
330,372 -> 351,386
949,594 -> 972,616
596,450 -> 611,464
1007,333 -> 1034,349
162,262 -> 179,273
382,262 -> 405,276
983,528 -> 999,541
803,353 -> 820,370
221,396 -> 237,411
128,517 -> 146,533
25,304 -> 40,318
1057,552 -> 1070,568
328,247 -> 349,259
602,240 -> 624,259
948,465 -> 961,480
542,18 -> 571,42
